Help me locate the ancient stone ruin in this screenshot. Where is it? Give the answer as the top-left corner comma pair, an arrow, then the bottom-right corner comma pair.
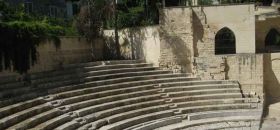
1,2 -> 280,130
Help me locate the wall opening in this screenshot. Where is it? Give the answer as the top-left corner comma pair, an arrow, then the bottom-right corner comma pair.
265,28 -> 280,52
165,0 -> 188,7
215,27 -> 236,55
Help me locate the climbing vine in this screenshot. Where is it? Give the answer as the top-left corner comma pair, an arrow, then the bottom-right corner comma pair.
0,21 -> 64,74
0,1 -> 66,74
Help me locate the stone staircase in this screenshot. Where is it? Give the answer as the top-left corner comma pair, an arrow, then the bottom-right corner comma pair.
0,60 -> 262,130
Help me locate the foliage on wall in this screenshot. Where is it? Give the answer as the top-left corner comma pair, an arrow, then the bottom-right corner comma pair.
0,21 -> 64,74
0,1 -> 66,74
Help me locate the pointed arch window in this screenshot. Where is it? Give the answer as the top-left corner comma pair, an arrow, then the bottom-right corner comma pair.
215,27 -> 236,55
265,28 -> 280,52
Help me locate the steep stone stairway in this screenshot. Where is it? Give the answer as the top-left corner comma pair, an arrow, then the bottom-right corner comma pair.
0,60 -> 262,130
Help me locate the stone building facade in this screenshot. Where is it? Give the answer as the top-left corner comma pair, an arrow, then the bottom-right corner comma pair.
155,4 -> 280,111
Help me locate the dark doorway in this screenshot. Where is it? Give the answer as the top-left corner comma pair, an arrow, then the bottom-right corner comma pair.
215,27 -> 236,55
265,28 -> 280,52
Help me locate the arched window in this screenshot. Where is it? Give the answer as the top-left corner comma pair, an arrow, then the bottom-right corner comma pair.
215,27 -> 236,55
265,28 -> 280,52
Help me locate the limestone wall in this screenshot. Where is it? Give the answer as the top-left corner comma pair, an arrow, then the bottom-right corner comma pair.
0,37 -> 102,76
264,53 -> 280,104
159,7 -> 193,73
192,4 -> 256,55
104,26 -> 161,67
158,4 -> 256,73
30,37 -> 102,73
195,54 -> 264,97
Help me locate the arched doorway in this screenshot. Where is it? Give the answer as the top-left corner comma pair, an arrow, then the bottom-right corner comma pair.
215,27 -> 236,55
265,28 -> 280,52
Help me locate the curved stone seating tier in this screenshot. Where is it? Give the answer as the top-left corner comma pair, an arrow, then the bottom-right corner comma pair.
31,66 -> 157,85
30,61 -> 149,80
155,116 -> 261,130
0,60 -> 262,130
0,63 -> 148,101
0,64 -> 190,107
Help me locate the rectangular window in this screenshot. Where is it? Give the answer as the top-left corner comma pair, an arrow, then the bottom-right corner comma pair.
50,6 -> 58,17
72,3 -> 79,15
24,2 -> 33,14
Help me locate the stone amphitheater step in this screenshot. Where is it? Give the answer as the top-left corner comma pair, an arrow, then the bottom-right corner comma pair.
53,84 -> 160,106
0,92 -> 46,108
0,86 -> 32,99
44,82 -> 240,127
0,77 -> 201,129
76,104 -> 171,130
158,80 -> 238,88
100,106 -> 259,130
0,73 -> 193,107
27,92 -> 162,130
169,93 -> 243,103
62,60 -> 145,69
0,61 -> 154,103
0,75 -> 26,99
33,69 -> 175,90
30,80 -> 238,129
179,103 -> 256,114
0,103 -> 52,130
0,60 -> 262,130
31,66 -> 157,85
47,76 -> 197,98
167,88 -> 241,98
71,90 -> 162,116
37,73 -> 190,92
7,108 -> 63,130
31,114 -> 73,130
126,112 -> 260,130
0,98 -> 44,118
28,85 -> 243,128
76,98 -> 256,130
1,91 -> 244,129
50,81 -> 236,107
187,109 -> 262,121
173,98 -> 260,109
91,102 -> 255,129
0,75 -> 20,84
155,116 -> 261,130
124,115 -> 184,130
78,100 -> 165,129
30,61 -> 149,79
162,84 -> 239,92
0,81 -> 25,91
181,119 -> 260,130
76,97 -> 257,130
99,110 -> 175,130
48,79 -> 235,101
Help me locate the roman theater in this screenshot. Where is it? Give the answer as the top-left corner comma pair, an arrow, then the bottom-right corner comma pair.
1,0 -> 280,130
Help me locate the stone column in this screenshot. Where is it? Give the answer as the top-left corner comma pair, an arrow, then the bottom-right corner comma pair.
192,0 -> 198,6
271,0 -> 280,6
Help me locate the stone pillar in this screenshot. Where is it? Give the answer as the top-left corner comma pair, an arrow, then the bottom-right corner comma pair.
66,1 -> 73,18
272,0 -> 276,6
271,0 -> 280,6
162,0 -> 165,7
192,0 -> 198,6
